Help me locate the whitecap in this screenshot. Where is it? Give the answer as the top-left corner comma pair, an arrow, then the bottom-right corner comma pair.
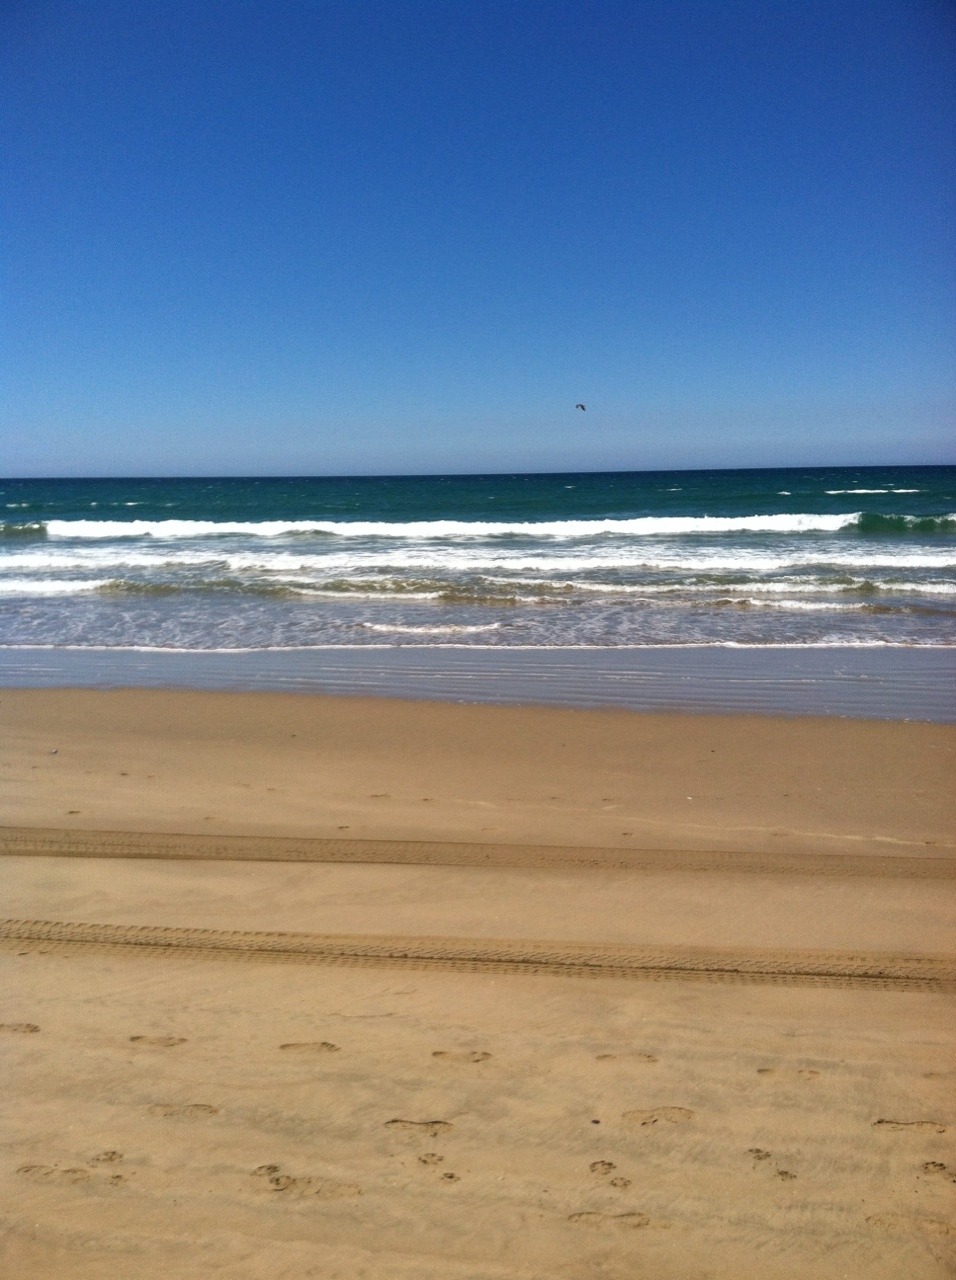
45,512 -> 865,540
359,622 -> 502,634
0,578 -> 111,595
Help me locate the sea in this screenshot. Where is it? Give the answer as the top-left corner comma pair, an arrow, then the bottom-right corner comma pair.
2,465 -> 954,719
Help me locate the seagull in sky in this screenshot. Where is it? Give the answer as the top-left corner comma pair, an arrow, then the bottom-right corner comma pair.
575,403 -> 586,411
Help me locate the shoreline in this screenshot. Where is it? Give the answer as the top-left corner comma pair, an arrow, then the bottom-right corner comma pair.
2,642 -> 955,720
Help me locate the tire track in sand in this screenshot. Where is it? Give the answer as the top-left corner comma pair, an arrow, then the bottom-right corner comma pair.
2,826 -> 953,878
3,919 -> 954,991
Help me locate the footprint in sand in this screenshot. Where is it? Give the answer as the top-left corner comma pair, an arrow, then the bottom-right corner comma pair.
596,1051 -> 658,1063
130,1035 -> 186,1047
923,1161 -> 956,1184
147,1103 -> 218,1119
0,1022 -> 40,1035
432,1050 -> 491,1064
756,1067 -> 820,1079
745,1147 -> 795,1178
622,1107 -> 694,1127
418,1153 -> 444,1166
385,1119 -> 453,1139
568,1211 -> 653,1230
279,1041 -> 340,1053
873,1119 -> 947,1134
251,1164 -> 361,1199
17,1164 -> 91,1186
268,1174 -> 361,1198
441,1172 -> 460,1182
866,1212 -> 952,1238
19,1155 -> 129,1186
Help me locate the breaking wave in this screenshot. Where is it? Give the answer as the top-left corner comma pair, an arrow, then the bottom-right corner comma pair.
25,511 -> 956,540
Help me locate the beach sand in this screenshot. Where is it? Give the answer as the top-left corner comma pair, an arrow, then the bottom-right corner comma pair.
1,688 -> 954,1278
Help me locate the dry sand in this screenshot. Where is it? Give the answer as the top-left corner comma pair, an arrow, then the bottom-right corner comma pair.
1,687 -> 954,1279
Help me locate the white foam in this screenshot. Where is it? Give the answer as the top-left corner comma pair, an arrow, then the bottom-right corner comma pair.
4,544 -> 955,580
45,512 -> 865,540
730,598 -> 868,612
277,583 -> 444,600
46,519 -> 332,539
359,622 -> 502,634
707,579 -> 956,596
0,578 -> 110,596
234,545 -> 955,573
1,640 -> 952,653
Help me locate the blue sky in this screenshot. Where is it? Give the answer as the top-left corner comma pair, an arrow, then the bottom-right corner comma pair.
2,0 -> 954,476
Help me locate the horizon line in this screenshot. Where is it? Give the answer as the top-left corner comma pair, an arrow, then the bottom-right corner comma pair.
3,461 -> 955,484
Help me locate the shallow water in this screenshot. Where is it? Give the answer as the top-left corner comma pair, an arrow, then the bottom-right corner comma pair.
2,644 -> 953,721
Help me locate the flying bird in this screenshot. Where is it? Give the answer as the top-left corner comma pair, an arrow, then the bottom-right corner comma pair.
575,403 -> 586,411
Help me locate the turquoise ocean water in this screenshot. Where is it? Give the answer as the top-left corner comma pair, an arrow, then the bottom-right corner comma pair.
2,466 -> 954,717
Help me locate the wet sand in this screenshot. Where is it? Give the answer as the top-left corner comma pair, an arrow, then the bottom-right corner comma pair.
3,687 -> 954,853
1,688 -> 954,1278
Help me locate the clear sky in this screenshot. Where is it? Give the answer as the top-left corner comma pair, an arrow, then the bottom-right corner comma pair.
2,0 -> 954,476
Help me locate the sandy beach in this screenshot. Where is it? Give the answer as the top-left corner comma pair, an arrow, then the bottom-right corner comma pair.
2,688 -> 954,1278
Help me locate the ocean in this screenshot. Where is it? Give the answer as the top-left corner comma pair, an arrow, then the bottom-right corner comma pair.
2,466 -> 954,718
